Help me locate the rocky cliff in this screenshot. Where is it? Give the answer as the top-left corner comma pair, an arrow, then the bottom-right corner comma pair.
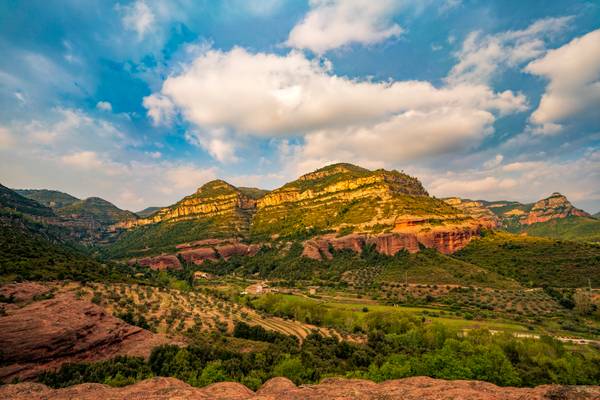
1,376 -> 597,400
251,163 -> 474,241
110,164 -> 489,258
117,180 -> 255,230
523,192 -> 590,225
0,286 -> 172,383
443,197 -> 500,227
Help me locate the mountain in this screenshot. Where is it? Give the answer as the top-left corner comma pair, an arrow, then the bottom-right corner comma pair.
57,197 -> 137,226
594,212 -> 600,219
135,207 -> 162,218
108,163 -> 489,259
108,180 -> 257,258
518,216 -> 600,242
1,184 -> 55,218
446,193 -> 598,242
522,192 -> 589,225
15,189 -> 79,209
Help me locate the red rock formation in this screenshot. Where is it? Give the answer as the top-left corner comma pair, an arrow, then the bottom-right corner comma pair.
524,192 -> 590,225
0,292 -> 172,383
1,376 -> 597,400
216,243 -> 250,260
131,254 -> 181,270
367,233 -> 420,255
416,226 -> 481,255
179,247 -> 219,265
301,227 -> 480,260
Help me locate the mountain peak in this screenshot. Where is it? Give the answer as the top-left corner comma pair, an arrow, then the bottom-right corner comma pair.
195,180 -> 240,198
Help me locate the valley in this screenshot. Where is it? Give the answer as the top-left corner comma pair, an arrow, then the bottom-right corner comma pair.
1,163 -> 599,397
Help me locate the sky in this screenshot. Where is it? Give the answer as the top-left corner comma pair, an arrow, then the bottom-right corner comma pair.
0,0 -> 599,213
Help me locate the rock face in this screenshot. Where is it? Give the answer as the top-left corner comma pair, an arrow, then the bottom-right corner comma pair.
523,192 -> 589,225
129,254 -> 182,270
443,197 -> 500,228
118,180 -> 256,228
1,376 -> 598,400
302,227 -> 482,260
0,291 -> 171,383
133,239 -> 265,267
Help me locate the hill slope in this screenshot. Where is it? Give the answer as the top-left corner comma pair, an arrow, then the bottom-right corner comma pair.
519,216 -> 600,242
251,163 -> 470,240
1,184 -> 55,217
56,197 -> 137,226
108,180 -> 256,258
453,231 -> 600,287
15,189 -> 79,209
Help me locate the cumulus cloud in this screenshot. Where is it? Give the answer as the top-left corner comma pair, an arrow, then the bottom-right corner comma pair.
0,108 -> 219,210
121,0 -> 155,39
286,0 -> 403,53
145,47 -> 526,163
447,16 -> 572,85
525,29 -> 600,129
96,101 -> 113,112
298,107 -> 495,163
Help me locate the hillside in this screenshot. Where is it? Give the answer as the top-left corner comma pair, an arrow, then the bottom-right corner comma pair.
107,164 -> 488,259
1,184 -> 55,217
16,189 -> 79,209
251,163 -> 471,240
108,180 -> 256,258
519,216 -> 600,242
57,197 -> 137,226
453,231 -> 600,287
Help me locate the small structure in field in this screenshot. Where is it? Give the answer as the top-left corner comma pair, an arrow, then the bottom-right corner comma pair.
193,271 -> 215,280
242,282 -> 270,295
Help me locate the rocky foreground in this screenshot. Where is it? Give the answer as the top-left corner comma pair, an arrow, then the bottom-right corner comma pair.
0,283 -> 172,382
1,376 -> 599,400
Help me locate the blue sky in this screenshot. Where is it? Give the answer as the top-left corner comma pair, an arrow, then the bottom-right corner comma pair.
0,0 -> 598,212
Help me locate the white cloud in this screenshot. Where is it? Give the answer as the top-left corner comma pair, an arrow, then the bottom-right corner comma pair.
121,0 -> 155,39
96,101 -> 113,112
61,151 -> 105,170
297,107 -> 495,164
483,154 -> 503,169
286,0 -> 403,53
147,48 -> 526,133
424,150 -> 600,211
447,16 -> 572,85
143,93 -> 175,125
185,130 -> 239,163
146,47 -> 526,164
525,29 -> 600,128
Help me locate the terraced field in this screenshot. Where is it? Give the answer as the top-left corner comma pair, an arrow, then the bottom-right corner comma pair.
77,282 -> 339,341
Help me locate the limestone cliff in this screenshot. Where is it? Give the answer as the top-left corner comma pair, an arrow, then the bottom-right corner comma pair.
443,197 -> 500,228
523,192 -> 589,225
118,180 -> 255,228
110,164 -> 486,258
251,163 -> 472,240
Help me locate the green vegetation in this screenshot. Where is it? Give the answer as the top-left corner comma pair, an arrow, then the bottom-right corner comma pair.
15,189 -> 79,209
0,184 -> 55,217
39,318 -> 600,389
0,216 -> 112,282
517,216 -> 600,242
201,242 -> 516,289
56,197 -> 137,225
454,231 -> 600,287
106,215 -> 249,259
